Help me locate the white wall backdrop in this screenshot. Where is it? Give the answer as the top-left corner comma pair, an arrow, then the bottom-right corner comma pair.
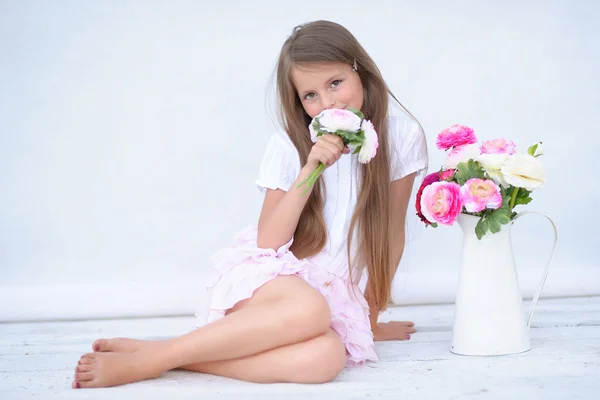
1,0 -> 598,321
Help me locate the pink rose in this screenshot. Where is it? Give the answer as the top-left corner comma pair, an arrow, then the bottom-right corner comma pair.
439,169 -> 455,181
459,178 -> 503,212
420,181 -> 463,225
415,172 -> 440,226
480,138 -> 517,155
436,124 -> 477,150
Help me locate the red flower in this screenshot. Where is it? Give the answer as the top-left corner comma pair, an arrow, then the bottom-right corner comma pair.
439,168 -> 456,181
415,172 -> 441,225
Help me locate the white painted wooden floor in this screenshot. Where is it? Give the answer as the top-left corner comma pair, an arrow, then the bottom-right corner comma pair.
1,296 -> 599,400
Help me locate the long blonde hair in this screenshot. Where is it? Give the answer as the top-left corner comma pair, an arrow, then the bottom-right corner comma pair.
275,20 -> 411,310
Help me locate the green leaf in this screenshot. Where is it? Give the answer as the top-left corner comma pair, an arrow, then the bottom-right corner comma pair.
473,198 -> 512,239
454,159 -> 486,185
347,108 -> 365,119
335,129 -> 363,145
487,204 -> 511,230
527,143 -> 538,156
475,218 -> 488,239
513,188 -> 532,207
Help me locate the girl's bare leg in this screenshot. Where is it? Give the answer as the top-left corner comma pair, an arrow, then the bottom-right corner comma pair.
75,329 -> 347,386
71,276 -> 332,388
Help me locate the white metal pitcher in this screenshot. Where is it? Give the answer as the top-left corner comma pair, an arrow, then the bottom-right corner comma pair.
450,211 -> 558,356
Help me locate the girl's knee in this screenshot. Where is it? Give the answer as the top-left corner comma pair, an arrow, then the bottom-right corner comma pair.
279,289 -> 331,336
267,278 -> 330,334
296,331 -> 346,383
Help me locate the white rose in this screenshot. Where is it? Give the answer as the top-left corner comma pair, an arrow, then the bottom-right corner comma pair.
500,153 -> 545,190
358,119 -> 379,163
444,143 -> 480,169
317,109 -> 362,133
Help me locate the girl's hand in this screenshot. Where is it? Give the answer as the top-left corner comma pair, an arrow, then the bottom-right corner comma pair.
306,134 -> 350,171
373,321 -> 416,341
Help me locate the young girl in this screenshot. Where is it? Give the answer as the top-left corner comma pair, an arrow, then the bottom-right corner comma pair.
71,20 -> 428,388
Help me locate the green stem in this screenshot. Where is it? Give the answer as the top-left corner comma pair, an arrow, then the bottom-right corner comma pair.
509,187 -> 519,210
297,163 -> 326,196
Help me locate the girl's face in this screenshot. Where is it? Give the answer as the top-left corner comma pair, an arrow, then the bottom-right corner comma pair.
291,62 -> 364,119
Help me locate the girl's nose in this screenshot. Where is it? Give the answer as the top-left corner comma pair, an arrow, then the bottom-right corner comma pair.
321,96 -> 336,110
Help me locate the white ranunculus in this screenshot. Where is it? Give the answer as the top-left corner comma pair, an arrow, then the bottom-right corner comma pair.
444,143 -> 481,169
317,109 -> 362,133
486,170 -> 509,188
477,153 -> 509,187
500,153 -> 545,190
477,153 -> 508,171
358,119 -> 379,163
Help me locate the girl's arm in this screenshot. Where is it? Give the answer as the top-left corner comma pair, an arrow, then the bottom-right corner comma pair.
366,172 -> 418,340
257,134 -> 348,250
256,165 -> 316,249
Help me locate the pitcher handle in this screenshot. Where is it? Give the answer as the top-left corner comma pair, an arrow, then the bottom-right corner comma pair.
513,211 -> 559,329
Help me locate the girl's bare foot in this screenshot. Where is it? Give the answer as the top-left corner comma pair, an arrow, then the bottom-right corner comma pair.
72,351 -> 163,388
92,337 -> 154,353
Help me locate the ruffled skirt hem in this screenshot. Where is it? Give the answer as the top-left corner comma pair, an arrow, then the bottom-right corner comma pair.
194,226 -> 378,367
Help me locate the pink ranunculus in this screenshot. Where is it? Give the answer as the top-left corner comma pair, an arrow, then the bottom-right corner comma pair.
436,124 -> 477,150
439,169 -> 456,181
420,181 -> 463,225
317,108 -> 362,133
480,138 -> 517,155
459,178 -> 503,213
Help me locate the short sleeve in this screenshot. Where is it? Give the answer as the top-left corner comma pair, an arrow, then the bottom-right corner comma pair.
254,132 -> 301,192
388,115 -> 429,181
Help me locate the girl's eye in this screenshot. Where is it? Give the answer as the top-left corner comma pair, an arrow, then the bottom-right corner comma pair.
304,93 -> 316,100
331,79 -> 342,87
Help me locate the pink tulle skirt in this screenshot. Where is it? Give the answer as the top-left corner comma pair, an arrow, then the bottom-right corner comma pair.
194,226 -> 377,367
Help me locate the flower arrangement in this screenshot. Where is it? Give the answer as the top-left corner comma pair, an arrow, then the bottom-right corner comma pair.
297,108 -> 378,195
416,124 -> 545,239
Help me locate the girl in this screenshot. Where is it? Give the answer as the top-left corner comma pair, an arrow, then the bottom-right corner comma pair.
71,20 -> 428,388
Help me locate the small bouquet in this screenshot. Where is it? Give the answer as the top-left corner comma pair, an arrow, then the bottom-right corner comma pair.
415,124 -> 546,239
296,108 -> 379,195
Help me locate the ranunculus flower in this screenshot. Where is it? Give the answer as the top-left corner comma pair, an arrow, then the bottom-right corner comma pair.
480,138 -> 517,155
444,143 -> 481,170
501,153 -> 546,190
436,124 -> 477,150
299,108 -> 378,196
415,172 -> 440,225
358,119 -> 378,164
316,109 -> 362,133
477,153 -> 509,187
309,121 -> 318,142
439,169 -> 455,181
420,181 -> 463,225
459,178 -> 503,212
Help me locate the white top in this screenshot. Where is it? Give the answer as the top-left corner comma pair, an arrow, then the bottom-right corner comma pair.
254,113 -> 429,267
